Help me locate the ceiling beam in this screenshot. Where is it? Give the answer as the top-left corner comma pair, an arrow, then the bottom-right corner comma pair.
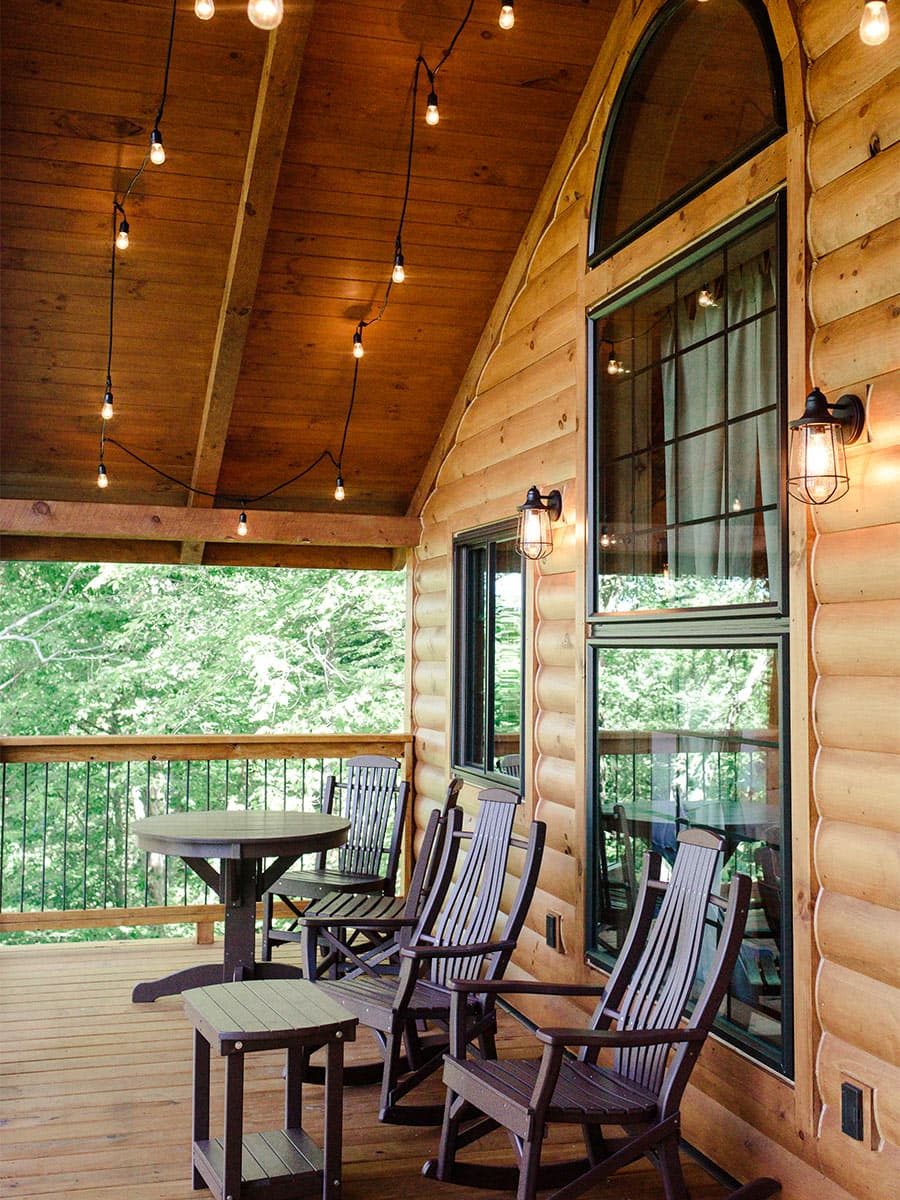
0,536 -> 397,572
181,3 -> 314,565
1,500 -> 420,549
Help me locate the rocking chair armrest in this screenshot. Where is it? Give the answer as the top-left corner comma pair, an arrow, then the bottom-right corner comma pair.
534,1026 -> 707,1049
446,979 -> 608,997
399,938 -> 516,962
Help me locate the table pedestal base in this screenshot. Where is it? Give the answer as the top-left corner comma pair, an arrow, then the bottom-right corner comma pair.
132,960 -> 303,1003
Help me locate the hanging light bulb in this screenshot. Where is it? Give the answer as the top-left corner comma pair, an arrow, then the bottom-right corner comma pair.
101,386 -> 114,421
698,285 -> 717,308
149,128 -> 166,166
247,0 -> 283,29
115,218 -> 130,251
392,248 -> 405,284
334,474 -> 345,502
599,526 -> 613,550
97,463 -> 109,489
499,1 -> 515,29
607,349 -> 625,376
425,90 -> 440,126
194,0 -> 215,18
237,510 -> 249,536
859,1 -> 890,44
352,329 -> 365,359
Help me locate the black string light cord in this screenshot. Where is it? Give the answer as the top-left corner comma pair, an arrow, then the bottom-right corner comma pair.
99,0 -> 483,521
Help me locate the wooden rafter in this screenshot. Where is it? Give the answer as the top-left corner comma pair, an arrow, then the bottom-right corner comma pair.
0,499 -> 420,548
181,3 -> 314,565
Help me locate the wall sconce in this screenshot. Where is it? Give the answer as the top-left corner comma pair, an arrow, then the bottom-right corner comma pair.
788,388 -> 866,505
516,485 -> 562,560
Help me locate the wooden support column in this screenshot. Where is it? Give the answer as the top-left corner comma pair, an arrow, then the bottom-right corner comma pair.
181,4 -> 314,564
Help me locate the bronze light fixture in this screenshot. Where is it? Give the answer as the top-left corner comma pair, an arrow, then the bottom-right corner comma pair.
788,388 -> 866,505
516,485 -> 563,560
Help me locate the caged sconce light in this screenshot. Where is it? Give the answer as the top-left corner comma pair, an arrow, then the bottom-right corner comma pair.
516,485 -> 563,560
788,388 -> 866,505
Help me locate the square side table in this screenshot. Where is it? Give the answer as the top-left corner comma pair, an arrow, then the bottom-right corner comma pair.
184,980 -> 357,1200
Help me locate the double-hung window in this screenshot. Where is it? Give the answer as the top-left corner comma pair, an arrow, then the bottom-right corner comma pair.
453,523 -> 524,784
587,198 -> 792,1077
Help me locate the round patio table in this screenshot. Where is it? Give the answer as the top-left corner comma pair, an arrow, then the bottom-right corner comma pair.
131,810 -> 349,1003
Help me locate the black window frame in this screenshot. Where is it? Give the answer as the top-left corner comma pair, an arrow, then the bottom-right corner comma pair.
587,195 -> 789,625
585,194 -> 793,1079
452,520 -> 525,788
587,0 -> 786,268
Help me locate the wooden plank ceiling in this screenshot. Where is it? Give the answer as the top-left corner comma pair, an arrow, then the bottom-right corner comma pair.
1,0 -> 617,565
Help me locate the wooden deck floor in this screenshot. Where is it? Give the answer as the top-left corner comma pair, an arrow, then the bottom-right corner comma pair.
1,938 -> 731,1199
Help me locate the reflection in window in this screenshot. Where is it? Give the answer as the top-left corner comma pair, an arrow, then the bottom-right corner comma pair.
454,527 -> 523,781
592,643 -> 787,1072
590,0 -> 784,260
593,204 -> 781,615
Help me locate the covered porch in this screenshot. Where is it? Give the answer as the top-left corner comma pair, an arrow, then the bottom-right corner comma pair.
2,1 -> 899,1199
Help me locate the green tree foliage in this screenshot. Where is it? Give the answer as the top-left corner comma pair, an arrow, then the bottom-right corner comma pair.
0,562 -> 406,942
0,562 -> 406,736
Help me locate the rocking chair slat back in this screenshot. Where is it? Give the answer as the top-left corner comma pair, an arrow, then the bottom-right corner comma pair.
594,827 -> 724,1094
424,788 -> 521,987
334,755 -> 401,877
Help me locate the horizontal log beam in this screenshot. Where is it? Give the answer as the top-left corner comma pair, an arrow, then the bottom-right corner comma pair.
0,498 -> 421,548
0,731 -> 411,764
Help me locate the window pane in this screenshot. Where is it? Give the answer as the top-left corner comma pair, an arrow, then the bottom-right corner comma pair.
592,643 -> 785,1069
463,545 -> 487,767
492,539 -> 522,774
593,205 -> 780,614
592,0 -> 784,257
454,528 -> 523,781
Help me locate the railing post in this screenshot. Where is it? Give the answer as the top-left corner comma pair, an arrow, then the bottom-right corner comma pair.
196,919 -> 215,945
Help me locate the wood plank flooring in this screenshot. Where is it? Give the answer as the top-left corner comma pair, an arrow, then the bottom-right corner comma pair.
0,938 -> 729,1199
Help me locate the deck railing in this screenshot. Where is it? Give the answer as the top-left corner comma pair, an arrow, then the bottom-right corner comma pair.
0,733 -> 412,937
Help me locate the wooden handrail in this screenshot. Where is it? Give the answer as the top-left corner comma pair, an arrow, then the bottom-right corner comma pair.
0,731 -> 412,764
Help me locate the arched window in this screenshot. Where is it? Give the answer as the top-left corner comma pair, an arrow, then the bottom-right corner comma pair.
589,0 -> 785,264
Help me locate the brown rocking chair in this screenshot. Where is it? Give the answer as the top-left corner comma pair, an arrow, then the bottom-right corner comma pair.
314,787 -> 546,1125
424,827 -> 780,1200
260,754 -> 409,961
300,777 -> 462,980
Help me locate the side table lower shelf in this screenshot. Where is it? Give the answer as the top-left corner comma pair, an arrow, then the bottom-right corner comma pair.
194,1128 -> 325,1200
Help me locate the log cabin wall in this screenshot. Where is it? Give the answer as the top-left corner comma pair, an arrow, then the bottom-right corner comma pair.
802,1 -> 900,1197
410,0 -> 898,1195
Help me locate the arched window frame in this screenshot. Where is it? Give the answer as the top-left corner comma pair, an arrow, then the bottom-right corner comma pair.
588,0 -> 787,267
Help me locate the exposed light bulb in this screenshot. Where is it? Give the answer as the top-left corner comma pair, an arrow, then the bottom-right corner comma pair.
149,129 -> 165,166
334,475 -> 345,502
352,329 -> 365,359
499,2 -> 515,29
607,351 -> 623,376
425,91 -> 440,126
392,250 -> 405,284
237,510 -> 249,536
732,497 -> 743,512
101,388 -> 114,421
859,1 -> 890,44
97,463 -> 109,489
194,0 -> 215,18
115,219 -> 129,250
247,0 -> 283,30
599,530 -> 611,549
698,285 -> 717,308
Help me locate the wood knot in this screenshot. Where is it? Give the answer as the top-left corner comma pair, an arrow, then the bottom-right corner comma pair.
32,500 -> 51,516
869,133 -> 881,157
151,514 -> 161,525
